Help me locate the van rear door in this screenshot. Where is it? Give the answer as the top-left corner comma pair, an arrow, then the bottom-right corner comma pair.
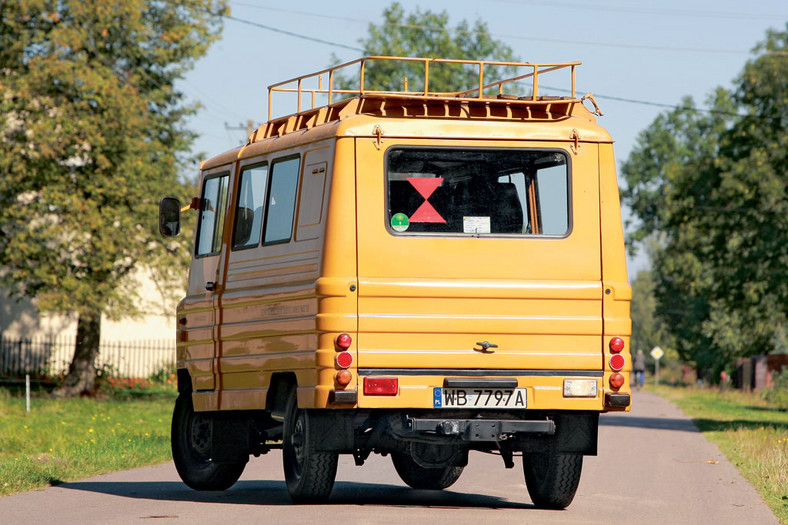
354,139 -> 603,387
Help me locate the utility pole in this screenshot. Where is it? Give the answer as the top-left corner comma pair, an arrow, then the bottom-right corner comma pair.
224,120 -> 256,143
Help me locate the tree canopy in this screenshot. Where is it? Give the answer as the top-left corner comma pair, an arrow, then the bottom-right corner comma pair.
335,2 -> 521,94
0,0 -> 225,395
621,25 -> 788,377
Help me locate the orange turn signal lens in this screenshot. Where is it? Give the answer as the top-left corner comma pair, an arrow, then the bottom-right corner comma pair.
336,369 -> 352,386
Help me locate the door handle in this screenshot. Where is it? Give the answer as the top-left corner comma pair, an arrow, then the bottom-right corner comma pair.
474,341 -> 498,353
205,281 -> 217,291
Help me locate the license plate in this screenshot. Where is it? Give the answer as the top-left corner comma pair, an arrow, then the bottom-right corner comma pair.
433,387 -> 527,408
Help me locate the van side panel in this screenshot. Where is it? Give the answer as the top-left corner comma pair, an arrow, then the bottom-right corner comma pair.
599,143 -> 632,408
216,144 -> 335,411
178,164 -> 235,411
312,137 -> 360,407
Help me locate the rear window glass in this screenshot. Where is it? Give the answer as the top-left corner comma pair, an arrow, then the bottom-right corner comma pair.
386,148 -> 570,236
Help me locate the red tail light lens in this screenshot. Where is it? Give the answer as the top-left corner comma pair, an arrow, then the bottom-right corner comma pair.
364,377 -> 398,396
336,351 -> 353,369
609,373 -> 625,390
609,354 -> 626,371
335,333 -> 352,350
609,337 -> 625,353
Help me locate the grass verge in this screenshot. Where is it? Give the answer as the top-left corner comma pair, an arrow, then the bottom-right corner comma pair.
0,388 -> 176,497
653,385 -> 788,524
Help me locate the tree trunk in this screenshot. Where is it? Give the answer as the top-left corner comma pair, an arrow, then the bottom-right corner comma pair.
52,312 -> 101,397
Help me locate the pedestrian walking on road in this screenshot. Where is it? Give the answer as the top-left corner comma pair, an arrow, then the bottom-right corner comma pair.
633,350 -> 646,388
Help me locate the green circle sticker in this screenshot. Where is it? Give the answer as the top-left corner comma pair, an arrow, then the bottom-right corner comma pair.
391,212 -> 410,232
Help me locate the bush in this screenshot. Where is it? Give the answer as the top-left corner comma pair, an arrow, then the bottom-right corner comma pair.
761,369 -> 788,409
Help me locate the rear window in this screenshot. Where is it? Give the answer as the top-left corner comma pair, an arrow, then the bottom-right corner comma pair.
386,148 -> 570,236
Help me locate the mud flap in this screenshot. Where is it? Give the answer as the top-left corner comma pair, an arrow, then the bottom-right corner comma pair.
555,412 -> 598,455
309,411 -> 355,452
211,413 -> 250,464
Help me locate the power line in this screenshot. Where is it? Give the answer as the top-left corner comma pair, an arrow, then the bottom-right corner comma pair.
221,9 -> 780,119
224,15 -> 362,52
492,0 -> 786,20
226,3 -> 759,55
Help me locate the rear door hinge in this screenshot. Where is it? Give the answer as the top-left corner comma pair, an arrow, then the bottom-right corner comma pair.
372,125 -> 384,150
570,128 -> 580,155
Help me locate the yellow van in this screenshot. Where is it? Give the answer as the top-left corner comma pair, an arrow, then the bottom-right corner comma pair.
159,56 -> 631,509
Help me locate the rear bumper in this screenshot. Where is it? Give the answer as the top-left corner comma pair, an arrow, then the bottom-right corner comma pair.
406,416 -> 555,441
604,392 -> 631,409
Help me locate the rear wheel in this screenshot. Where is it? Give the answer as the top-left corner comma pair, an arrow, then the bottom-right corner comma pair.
391,452 -> 464,490
171,389 -> 246,491
282,389 -> 338,503
522,449 -> 583,509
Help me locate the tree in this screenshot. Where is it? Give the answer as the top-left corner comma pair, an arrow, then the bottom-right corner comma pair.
621,26 -> 788,378
630,268 -> 674,357
334,2 -> 521,93
0,0 -> 226,396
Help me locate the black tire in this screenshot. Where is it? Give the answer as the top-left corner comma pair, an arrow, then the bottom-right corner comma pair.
391,452 -> 464,490
522,450 -> 583,509
171,390 -> 246,491
282,389 -> 338,503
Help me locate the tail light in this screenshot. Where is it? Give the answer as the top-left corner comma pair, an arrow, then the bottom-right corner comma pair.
335,333 -> 352,350
364,377 -> 398,396
609,337 -> 625,353
336,351 -> 353,369
609,353 -> 625,371
609,373 -> 625,390
336,369 -> 352,386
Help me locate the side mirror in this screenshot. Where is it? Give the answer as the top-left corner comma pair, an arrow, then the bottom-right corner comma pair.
159,197 -> 182,237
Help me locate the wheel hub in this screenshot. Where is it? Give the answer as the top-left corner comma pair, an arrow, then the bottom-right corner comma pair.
292,413 -> 306,464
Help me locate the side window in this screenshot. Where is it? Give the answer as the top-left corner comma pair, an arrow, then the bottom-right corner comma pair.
232,164 -> 269,249
296,162 -> 327,241
263,157 -> 300,244
534,165 -> 569,235
196,173 -> 230,256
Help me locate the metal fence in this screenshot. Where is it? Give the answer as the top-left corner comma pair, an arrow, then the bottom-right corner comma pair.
0,335 -> 176,379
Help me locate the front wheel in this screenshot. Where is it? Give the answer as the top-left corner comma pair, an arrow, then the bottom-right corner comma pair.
171,390 -> 246,491
282,389 -> 338,503
522,450 -> 583,509
391,452 -> 464,490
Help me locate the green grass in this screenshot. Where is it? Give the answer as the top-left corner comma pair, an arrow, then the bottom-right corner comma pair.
0,387 -> 176,496
653,385 -> 788,524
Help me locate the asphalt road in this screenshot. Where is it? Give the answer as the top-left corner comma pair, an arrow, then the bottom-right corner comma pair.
0,391 -> 780,524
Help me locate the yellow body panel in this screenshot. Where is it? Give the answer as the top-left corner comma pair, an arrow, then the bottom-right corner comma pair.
176,62 -> 630,415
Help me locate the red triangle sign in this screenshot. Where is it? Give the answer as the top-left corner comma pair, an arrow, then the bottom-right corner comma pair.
409,201 -> 445,223
408,177 -> 443,199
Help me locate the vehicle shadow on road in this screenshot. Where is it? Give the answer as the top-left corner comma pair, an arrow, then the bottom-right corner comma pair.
601,414 -> 788,434
57,479 -> 534,509
599,414 -> 700,432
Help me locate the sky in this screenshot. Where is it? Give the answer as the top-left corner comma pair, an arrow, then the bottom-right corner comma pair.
178,0 -> 788,274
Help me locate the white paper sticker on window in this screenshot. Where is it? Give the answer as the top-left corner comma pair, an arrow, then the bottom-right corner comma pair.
463,216 -> 490,234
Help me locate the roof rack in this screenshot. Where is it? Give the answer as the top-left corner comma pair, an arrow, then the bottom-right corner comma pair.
251,57 -> 587,142
267,56 -> 581,122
